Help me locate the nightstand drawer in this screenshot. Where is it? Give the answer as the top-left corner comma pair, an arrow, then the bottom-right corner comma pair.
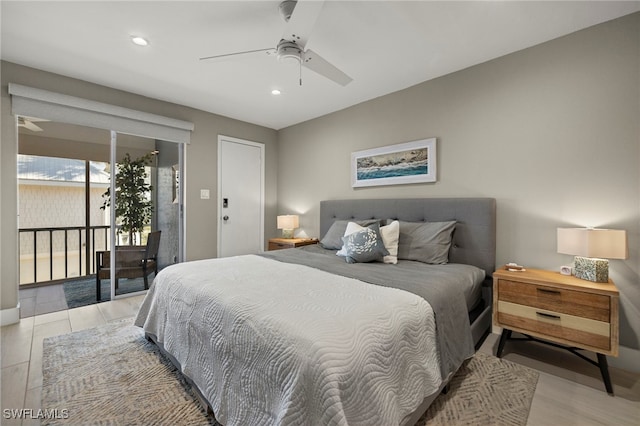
497,279 -> 610,322
268,241 -> 292,250
497,300 -> 611,351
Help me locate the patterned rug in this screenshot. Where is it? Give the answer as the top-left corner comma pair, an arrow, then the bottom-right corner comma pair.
42,321 -> 538,425
417,351 -> 539,425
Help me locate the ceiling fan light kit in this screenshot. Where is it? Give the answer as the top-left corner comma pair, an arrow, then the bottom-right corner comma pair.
199,0 -> 352,87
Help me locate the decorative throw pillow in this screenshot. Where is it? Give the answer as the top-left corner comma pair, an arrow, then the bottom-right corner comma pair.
397,221 -> 456,264
320,219 -> 381,250
335,221 -> 368,256
341,223 -> 389,264
336,221 -> 399,263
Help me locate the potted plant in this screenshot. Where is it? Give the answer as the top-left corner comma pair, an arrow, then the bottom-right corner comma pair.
101,152 -> 153,246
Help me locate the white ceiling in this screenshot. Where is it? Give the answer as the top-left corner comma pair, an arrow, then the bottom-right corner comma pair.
2,1 -> 639,130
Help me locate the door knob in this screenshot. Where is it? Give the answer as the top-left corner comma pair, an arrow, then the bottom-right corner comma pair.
223,215 -> 229,221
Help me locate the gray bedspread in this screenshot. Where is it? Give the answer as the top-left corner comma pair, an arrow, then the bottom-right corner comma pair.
261,244 -> 482,378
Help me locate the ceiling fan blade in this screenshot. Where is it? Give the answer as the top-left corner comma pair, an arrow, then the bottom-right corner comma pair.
200,47 -> 275,61
281,0 -> 325,49
24,116 -> 49,123
18,118 -> 44,132
303,49 -> 352,86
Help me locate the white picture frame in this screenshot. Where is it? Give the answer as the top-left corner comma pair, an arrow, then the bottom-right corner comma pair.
351,138 -> 437,188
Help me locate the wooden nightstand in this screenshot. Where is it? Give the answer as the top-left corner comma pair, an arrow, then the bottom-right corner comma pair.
268,238 -> 318,251
493,267 -> 619,394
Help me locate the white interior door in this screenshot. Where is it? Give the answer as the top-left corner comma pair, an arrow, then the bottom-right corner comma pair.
218,136 -> 264,257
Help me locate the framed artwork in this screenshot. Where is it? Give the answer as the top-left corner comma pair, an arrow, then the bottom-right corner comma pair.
351,138 -> 436,187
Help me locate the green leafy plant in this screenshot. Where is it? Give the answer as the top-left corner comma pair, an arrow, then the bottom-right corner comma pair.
101,153 -> 153,245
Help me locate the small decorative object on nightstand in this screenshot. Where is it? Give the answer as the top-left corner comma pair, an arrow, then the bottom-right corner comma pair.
268,238 -> 318,251
557,228 -> 627,282
493,268 -> 619,394
277,215 -> 299,239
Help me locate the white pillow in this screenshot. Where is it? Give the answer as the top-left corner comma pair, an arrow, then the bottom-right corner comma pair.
336,220 -> 399,264
380,220 -> 399,264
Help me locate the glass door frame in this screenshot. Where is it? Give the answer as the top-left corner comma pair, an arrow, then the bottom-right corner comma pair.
108,130 -> 185,301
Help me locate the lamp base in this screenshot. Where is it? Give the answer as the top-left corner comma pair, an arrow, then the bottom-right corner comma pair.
282,229 -> 294,239
574,256 -> 609,283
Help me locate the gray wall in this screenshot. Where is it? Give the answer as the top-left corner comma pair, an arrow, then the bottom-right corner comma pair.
277,13 -> 640,371
1,61 -> 278,314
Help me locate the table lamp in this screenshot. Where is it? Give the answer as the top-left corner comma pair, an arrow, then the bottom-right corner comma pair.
557,228 -> 627,282
277,215 -> 299,239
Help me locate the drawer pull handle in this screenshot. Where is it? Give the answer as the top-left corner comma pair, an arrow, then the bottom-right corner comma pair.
537,288 -> 561,295
536,311 -> 561,320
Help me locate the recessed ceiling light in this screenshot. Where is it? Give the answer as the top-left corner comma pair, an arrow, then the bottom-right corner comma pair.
131,36 -> 149,46
271,89 -> 281,95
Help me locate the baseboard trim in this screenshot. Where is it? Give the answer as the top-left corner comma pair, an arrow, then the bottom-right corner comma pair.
610,345 -> 640,374
0,302 -> 20,326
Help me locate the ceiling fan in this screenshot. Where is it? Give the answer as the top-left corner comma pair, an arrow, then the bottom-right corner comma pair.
18,116 -> 47,132
200,0 -> 352,87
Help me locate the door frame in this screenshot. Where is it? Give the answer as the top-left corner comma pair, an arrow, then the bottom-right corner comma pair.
216,135 -> 265,257
109,132 -> 187,301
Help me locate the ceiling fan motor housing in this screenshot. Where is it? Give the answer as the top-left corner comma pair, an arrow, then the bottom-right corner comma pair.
276,40 -> 302,64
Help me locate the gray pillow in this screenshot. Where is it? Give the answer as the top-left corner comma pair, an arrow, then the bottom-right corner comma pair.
320,219 -> 381,250
397,221 -> 456,264
341,223 -> 389,264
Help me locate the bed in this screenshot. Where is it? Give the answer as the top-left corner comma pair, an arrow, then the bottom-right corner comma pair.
135,197 -> 496,426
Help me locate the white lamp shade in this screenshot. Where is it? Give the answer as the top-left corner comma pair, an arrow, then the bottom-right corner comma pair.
277,215 -> 299,230
557,228 -> 628,259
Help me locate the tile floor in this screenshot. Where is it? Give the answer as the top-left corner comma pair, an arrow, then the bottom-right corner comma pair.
2,296 -> 639,425
1,295 -> 144,425
18,285 -> 69,318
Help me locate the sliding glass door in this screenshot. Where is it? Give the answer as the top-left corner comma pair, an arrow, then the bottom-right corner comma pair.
17,117 -> 184,303
108,131 -> 184,300
11,83 -> 191,304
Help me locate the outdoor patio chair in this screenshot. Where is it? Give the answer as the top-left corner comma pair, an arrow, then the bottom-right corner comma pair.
95,230 -> 161,301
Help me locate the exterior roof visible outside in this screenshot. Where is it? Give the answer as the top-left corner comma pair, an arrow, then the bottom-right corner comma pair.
18,154 -> 110,184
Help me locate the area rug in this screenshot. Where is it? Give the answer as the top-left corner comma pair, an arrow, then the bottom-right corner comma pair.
417,351 -> 539,425
42,319 -> 216,426
42,322 -> 538,425
63,276 -> 150,309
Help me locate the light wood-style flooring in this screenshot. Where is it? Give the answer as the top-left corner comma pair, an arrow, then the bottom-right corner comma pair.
1,295 -> 639,425
478,334 -> 639,425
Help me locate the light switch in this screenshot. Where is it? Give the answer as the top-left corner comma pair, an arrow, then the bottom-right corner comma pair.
200,189 -> 210,200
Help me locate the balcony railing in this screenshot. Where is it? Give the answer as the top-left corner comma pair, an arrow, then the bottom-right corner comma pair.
19,225 -> 112,285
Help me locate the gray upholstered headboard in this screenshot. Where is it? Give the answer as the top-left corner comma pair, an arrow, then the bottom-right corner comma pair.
320,198 -> 496,277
